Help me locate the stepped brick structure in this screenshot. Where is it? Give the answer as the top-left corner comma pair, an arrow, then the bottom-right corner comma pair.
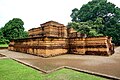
8,21 -> 114,57
28,21 -> 67,38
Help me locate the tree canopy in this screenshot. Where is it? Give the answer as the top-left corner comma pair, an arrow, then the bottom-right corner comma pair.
68,18 -> 104,36
0,28 -> 9,44
70,0 -> 120,45
2,18 -> 28,40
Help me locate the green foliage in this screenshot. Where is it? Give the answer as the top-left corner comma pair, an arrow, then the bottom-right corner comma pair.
0,38 -> 9,44
0,59 -> 107,80
68,18 -> 104,37
0,29 -> 3,38
68,22 -> 91,35
2,18 -> 28,40
0,29 -> 9,44
22,31 -> 29,38
70,0 -> 120,45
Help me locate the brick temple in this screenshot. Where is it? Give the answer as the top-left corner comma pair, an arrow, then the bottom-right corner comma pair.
8,21 -> 114,57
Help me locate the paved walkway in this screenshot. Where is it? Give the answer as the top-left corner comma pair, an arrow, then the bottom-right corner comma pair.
0,47 -> 120,78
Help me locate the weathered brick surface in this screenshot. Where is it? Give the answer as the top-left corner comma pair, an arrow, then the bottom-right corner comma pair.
8,21 -> 114,57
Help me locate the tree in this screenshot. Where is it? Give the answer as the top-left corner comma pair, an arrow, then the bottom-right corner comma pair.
0,29 -> 3,38
2,18 -> 28,40
22,31 -> 29,38
70,0 -> 120,45
0,28 -> 9,44
68,19 -> 103,37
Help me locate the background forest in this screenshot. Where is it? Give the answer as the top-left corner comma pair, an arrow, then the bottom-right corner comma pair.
69,0 -> 120,45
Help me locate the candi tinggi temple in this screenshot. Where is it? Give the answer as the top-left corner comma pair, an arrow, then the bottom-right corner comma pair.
8,21 -> 114,57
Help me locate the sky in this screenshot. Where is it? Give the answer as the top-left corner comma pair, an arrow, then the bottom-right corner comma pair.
0,0 -> 120,31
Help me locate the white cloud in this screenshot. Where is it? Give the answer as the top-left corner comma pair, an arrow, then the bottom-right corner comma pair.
0,0 -> 119,31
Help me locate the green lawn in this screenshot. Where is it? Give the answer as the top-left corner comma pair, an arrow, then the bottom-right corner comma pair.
0,59 -> 108,80
0,44 -> 8,47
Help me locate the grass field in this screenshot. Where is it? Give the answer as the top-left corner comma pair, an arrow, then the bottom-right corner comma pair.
0,59 -> 108,80
0,44 -> 8,47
